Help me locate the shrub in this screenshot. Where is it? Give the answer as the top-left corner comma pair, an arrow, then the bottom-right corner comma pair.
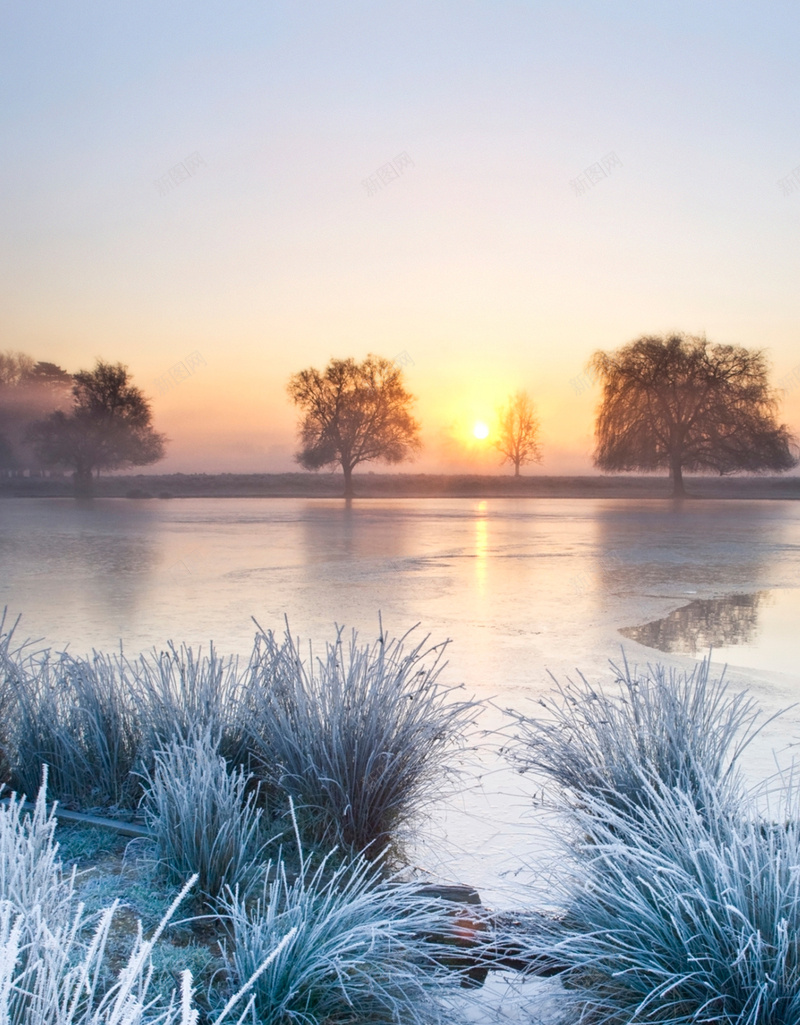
141,728 -> 274,904
507,653 -> 769,819
242,622 -> 478,857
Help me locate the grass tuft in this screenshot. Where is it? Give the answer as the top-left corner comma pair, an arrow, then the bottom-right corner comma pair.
3,645 -> 142,808
141,728 -> 275,905
243,621 -> 478,857
221,807 -> 457,1025
524,776 -> 800,1024
507,652 -> 770,819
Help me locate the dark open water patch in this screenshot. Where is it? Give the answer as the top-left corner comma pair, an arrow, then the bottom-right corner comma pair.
620,592 -> 770,655
620,589 -> 800,678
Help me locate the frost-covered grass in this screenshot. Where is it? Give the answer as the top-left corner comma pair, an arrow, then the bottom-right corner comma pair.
507,657 -> 800,1024
0,875 -> 299,1025
522,777 -> 800,1024
507,654 -> 769,819
2,641 -> 142,808
0,770 -> 304,1025
0,616 -> 475,863
133,642 -> 249,769
141,728 -> 276,905
0,776 -> 458,1025
221,809 -> 458,1025
0,767 -> 74,923
0,611 -> 477,1022
242,623 -> 478,856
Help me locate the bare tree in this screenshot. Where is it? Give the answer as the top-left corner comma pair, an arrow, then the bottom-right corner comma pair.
287,354 -> 421,497
495,390 -> 542,476
591,333 -> 798,497
28,360 -> 166,496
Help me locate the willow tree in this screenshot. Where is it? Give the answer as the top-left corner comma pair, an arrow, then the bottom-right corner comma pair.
287,354 -> 421,497
495,390 -> 542,476
590,333 -> 798,497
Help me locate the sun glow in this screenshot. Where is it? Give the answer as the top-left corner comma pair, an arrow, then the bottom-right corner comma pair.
473,421 -> 490,440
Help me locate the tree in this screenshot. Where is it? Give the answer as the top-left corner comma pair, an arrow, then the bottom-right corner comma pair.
28,360 -> 166,496
0,351 -> 35,386
590,333 -> 798,497
24,361 -> 73,391
495,390 -> 542,476
0,352 -> 73,473
287,354 -> 421,497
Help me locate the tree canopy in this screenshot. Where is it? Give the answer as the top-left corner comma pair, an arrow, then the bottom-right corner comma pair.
495,390 -> 542,476
28,359 -> 166,495
590,333 -> 798,496
287,354 -> 421,496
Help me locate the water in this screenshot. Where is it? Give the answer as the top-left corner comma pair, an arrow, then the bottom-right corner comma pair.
2,496 -> 800,908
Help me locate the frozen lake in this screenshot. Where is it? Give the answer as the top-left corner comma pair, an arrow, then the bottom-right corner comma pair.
2,496 -> 800,909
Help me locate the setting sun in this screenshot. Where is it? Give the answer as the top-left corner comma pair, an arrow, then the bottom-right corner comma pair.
473,421 -> 490,440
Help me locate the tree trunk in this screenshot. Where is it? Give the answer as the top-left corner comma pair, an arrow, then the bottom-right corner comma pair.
514,460 -> 520,477
73,465 -> 94,498
670,456 -> 686,498
342,461 -> 354,498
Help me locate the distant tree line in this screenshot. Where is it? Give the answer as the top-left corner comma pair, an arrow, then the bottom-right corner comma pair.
3,328 -> 798,501
289,337 -> 798,498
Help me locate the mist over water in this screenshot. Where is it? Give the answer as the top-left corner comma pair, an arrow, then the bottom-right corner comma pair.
3,496 -> 800,905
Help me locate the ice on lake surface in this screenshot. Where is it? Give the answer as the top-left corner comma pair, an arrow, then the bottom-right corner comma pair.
2,495 -> 800,909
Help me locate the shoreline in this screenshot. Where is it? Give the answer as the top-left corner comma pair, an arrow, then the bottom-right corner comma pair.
2,471 -> 800,500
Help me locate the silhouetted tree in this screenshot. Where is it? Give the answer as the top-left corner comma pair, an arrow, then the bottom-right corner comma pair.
287,354 -> 421,497
28,360 -> 166,496
24,361 -> 73,391
0,351 -> 35,386
590,333 -> 798,497
0,352 -> 72,473
495,390 -> 542,476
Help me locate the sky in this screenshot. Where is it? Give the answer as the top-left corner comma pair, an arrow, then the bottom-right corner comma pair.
2,1 -> 800,475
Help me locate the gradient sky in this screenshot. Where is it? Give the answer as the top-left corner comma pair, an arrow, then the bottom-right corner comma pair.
2,1 -> 800,474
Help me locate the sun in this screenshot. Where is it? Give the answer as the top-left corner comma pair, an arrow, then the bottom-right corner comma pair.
473,421 -> 490,440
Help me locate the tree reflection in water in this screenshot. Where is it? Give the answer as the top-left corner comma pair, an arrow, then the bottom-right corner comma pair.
620,591 -> 771,655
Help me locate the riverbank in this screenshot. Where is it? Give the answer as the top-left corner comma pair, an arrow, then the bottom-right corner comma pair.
2,471 -> 800,499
